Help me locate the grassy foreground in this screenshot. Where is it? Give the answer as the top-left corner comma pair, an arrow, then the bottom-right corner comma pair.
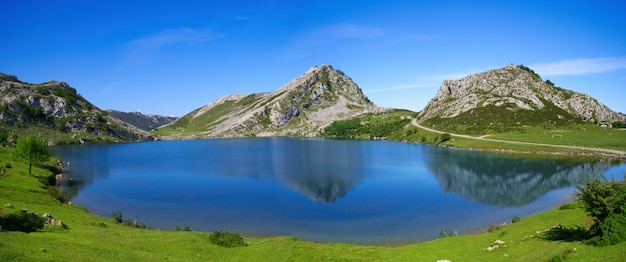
1,147 -> 625,261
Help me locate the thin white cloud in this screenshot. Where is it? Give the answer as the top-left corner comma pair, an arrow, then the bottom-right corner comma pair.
530,57 -> 626,76
128,27 -> 222,49
233,16 -> 252,21
327,24 -> 388,38
284,24 -> 388,59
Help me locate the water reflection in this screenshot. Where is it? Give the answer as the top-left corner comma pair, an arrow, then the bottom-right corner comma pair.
50,139 -> 624,244
270,139 -> 363,203
54,139 -> 365,204
427,147 -> 613,206
53,144 -> 112,199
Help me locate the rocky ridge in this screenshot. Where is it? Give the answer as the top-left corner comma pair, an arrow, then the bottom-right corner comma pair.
106,109 -> 178,131
165,65 -> 383,137
418,64 -> 625,123
0,73 -> 152,144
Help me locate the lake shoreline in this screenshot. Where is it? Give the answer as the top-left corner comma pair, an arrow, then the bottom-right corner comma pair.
51,138 -> 622,246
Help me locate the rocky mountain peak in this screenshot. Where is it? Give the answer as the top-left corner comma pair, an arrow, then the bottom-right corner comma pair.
418,65 -> 625,123
162,65 -> 382,138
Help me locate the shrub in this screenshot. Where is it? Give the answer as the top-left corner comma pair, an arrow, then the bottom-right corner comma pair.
439,227 -> 458,238
209,231 -> 246,247
111,210 -> 123,223
512,216 -> 521,223
0,209 -> 46,232
121,216 -> 146,228
574,174 -> 626,246
559,202 -> 578,210
176,224 -> 191,231
487,224 -> 506,232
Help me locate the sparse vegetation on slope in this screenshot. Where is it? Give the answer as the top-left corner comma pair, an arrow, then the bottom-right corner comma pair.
423,102 -> 585,135
418,64 -> 626,127
106,110 -> 177,131
154,65 -> 380,138
0,74 -> 153,144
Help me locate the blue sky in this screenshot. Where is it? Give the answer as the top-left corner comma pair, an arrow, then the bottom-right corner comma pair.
2,0 -> 625,117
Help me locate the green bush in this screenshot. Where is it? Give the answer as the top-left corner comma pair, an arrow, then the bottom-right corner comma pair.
0,209 -> 46,232
575,174 -> 626,246
111,210 -> 123,223
439,227 -> 458,238
512,216 -> 521,223
590,212 -> 626,246
209,231 -> 246,247
176,224 -> 191,231
559,202 -> 578,210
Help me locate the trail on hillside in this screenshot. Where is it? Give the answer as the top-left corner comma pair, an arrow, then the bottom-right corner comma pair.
411,119 -> 626,157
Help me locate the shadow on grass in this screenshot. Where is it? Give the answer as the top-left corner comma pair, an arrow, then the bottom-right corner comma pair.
542,225 -> 591,242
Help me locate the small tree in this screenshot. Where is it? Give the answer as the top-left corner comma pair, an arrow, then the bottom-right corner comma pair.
574,174 -> 626,246
14,134 -> 49,175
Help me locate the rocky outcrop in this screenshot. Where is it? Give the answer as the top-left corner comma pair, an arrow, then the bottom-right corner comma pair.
106,109 -> 178,131
165,65 -> 383,137
0,73 -> 152,144
418,64 -> 625,123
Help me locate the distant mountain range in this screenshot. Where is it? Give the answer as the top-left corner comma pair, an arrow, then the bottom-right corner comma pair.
2,63 -> 624,144
106,110 -> 177,131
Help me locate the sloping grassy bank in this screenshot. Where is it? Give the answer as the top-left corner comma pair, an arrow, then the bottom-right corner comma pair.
1,147 -> 625,261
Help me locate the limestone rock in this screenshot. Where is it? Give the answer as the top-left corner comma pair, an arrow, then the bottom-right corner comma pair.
0,73 -> 153,144
418,64 -> 625,123
167,65 -> 385,137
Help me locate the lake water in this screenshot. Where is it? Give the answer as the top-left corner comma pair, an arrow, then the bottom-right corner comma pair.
51,138 -> 625,245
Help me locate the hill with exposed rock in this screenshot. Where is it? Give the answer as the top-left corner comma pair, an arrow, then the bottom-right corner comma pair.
159,65 -> 382,138
106,110 -> 178,131
0,73 -> 153,144
417,64 -> 626,134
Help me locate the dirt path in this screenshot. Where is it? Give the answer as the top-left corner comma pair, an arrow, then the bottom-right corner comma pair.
411,119 -> 626,157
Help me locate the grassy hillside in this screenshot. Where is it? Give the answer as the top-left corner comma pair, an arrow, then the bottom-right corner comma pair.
422,102 -> 585,136
322,110 -> 626,156
0,75 -> 151,144
1,144 -> 625,261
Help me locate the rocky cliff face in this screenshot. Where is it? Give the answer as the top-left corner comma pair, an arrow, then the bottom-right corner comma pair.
418,64 -> 625,123
106,110 -> 178,131
0,73 -> 152,144
165,65 -> 382,137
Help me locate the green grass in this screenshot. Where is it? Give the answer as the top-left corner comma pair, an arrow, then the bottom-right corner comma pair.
2,146 -> 626,261
489,125 -> 626,151
422,101 -> 585,136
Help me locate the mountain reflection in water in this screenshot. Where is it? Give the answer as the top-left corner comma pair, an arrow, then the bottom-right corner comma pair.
51,138 -> 623,244
426,147 -> 612,206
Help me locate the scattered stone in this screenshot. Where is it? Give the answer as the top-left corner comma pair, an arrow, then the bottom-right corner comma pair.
485,245 -> 499,252
436,260 -> 452,262
484,239 -> 507,252
537,223 -> 566,235
42,213 -> 68,229
4,203 -> 13,208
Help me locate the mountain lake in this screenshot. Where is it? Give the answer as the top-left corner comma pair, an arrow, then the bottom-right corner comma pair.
51,138 -> 625,245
